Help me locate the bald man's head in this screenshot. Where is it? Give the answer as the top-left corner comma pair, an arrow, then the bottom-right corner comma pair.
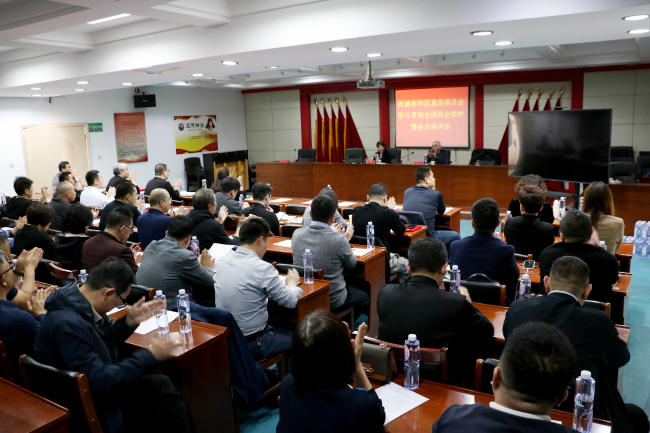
57,181 -> 74,196
150,188 -> 171,212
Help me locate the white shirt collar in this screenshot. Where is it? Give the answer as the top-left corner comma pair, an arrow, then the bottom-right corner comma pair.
549,290 -> 579,303
488,402 -> 552,422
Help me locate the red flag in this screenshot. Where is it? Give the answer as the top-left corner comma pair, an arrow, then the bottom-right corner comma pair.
543,97 -> 552,111
322,105 -> 330,162
328,107 -> 334,162
554,91 -> 563,110
522,96 -> 531,112
345,105 -> 367,158
532,96 -> 540,111
336,106 -> 344,162
497,96 -> 521,164
314,105 -> 323,162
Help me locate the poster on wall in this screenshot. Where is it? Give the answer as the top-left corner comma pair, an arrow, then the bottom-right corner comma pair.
114,113 -> 149,163
174,115 -> 218,154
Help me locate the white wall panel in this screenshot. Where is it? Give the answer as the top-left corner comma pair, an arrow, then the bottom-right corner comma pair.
635,70 -> 650,95
611,124 -> 634,147
248,150 -> 275,165
272,90 -> 300,109
583,96 -> 635,124
273,129 -> 302,151
246,130 -> 273,151
246,110 -> 273,131
633,95 -> 650,125
272,108 -> 301,130
245,92 -> 273,111
584,71 -> 636,97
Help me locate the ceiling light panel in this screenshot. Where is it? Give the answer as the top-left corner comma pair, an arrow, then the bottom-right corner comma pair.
87,14 -> 131,25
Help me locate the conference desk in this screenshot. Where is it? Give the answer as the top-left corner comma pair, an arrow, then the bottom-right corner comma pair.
0,377 -> 70,433
108,310 -> 234,433
269,278 -> 331,325
373,376 -> 611,432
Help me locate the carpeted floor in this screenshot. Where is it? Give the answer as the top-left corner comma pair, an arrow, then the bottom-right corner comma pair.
241,220 -> 650,432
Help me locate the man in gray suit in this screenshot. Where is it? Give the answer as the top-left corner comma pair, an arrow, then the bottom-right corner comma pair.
216,177 -> 249,217
137,215 -> 215,309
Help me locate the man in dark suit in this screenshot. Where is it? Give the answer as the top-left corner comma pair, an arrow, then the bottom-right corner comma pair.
216,176 -> 249,216
105,162 -> 139,194
48,181 -> 75,230
449,198 -> 520,302
144,163 -> 183,201
242,182 -> 279,236
187,188 -> 243,251
378,238 -> 493,357
82,207 -> 139,274
352,183 -> 406,251
432,322 -> 578,433
539,209 -> 619,302
504,256 -> 647,433
504,184 -> 555,260
98,182 -> 143,231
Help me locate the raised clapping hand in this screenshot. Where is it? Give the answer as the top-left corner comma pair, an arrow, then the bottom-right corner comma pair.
148,339 -> 183,362
217,206 -> 228,224
23,248 -> 43,272
130,243 -> 142,261
458,285 -> 472,303
343,223 -> 354,241
135,198 -> 145,209
351,322 -> 373,391
172,179 -> 183,190
200,249 -> 215,268
128,170 -> 137,183
11,216 -> 27,235
126,296 -> 164,328
107,186 -> 116,199
285,268 -> 300,287
386,197 -> 397,210
27,286 -> 55,317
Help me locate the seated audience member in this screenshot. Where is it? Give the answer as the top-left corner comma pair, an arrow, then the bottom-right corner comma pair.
378,238 -> 493,356
5,176 -> 52,220
187,188 -> 242,251
241,182 -> 280,236
138,216 -> 215,309
80,170 -> 115,209
0,248 -> 53,375
539,209 -> 618,302
54,204 -> 93,271
0,216 -> 26,249
106,162 -> 139,193
449,198 -> 520,301
211,166 -> 244,201
277,312 -> 384,433
82,207 -> 139,274
504,256 -> 648,433
583,181 -> 625,254
426,141 -> 447,165
48,181 -> 75,230
403,166 -> 460,247
144,163 -> 182,201
352,183 -> 405,248
508,174 -> 554,223
292,196 -> 368,319
432,322 -> 577,433
58,172 -> 82,203
373,140 -> 392,164
216,176 -> 249,216
215,218 -> 302,360
137,188 -> 180,249
504,185 -> 555,260
34,257 -> 193,433
51,160 -> 81,188
0,238 -> 41,310
12,203 -> 56,260
98,182 -> 143,231
301,188 -> 348,228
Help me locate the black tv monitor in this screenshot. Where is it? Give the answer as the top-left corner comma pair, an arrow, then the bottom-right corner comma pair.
134,94 -> 156,108
508,109 -> 612,184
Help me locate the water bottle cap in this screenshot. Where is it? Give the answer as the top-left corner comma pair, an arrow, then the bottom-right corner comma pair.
506,211 -> 511,215
179,289 -> 185,294
522,274 -> 530,280
80,269 -> 87,274
156,290 -> 162,295
600,241 -> 606,245
581,370 -> 591,380
368,221 -> 372,225
408,334 -> 417,341
192,236 -> 197,240
305,249 -> 310,253
452,265 -> 458,270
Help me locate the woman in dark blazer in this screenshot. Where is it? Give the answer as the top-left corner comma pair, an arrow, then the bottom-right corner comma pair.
54,204 -> 93,270
373,140 -> 392,164
276,311 -> 385,433
11,203 -> 56,260
508,174 -> 555,224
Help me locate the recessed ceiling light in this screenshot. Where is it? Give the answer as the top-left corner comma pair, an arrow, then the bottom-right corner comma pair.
222,60 -> 238,65
471,30 -> 493,36
266,66 -> 279,69
77,81 -> 89,84
122,82 -> 133,86
75,89 -> 86,92
628,28 -> 650,34
87,13 -> 131,25
192,73 -> 204,77
624,14 -> 649,21
330,47 -> 348,52
366,53 -> 382,57
494,41 -> 513,46
32,94 -> 41,97
30,87 -> 42,90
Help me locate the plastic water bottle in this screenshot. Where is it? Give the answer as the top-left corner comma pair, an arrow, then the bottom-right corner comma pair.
154,290 -> 169,335
503,210 -> 512,225
600,241 -> 607,250
139,191 -> 144,202
516,274 -> 532,300
559,197 -> 566,214
327,184 -> 332,189
177,289 -> 192,334
404,334 -> 420,390
375,154 -> 380,163
450,265 -> 460,293
78,269 -> 88,284
423,154 -> 428,164
634,221 -> 648,241
201,179 -> 207,189
0,190 -> 5,206
366,222 -> 375,250
190,236 -> 200,257
239,194 -> 245,209
573,370 -> 595,432
303,249 -> 314,284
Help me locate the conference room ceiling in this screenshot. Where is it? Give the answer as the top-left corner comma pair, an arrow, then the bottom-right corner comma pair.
1,0 -> 650,97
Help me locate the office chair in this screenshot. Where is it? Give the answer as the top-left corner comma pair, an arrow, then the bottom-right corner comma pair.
443,273 -> 506,307
610,162 -> 638,183
386,148 -> 402,164
184,157 -> 206,192
46,262 -> 79,286
638,156 -> 650,176
469,149 -> 502,165
125,285 -> 156,305
279,225 -> 301,238
344,148 -> 366,164
285,205 -> 306,215
610,146 -> 635,163
474,358 -> 500,394
297,149 -> 317,162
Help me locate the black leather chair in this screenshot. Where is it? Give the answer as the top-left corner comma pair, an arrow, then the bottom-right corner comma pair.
297,149 -> 317,162
610,162 -> 638,183
583,299 -> 611,317
125,284 -> 155,305
438,149 -> 451,165
638,156 -> 650,176
396,211 -> 430,236
443,273 -> 506,307
342,208 -> 355,219
344,148 -> 366,164
268,203 -> 281,213
1,217 -> 16,228
184,157 -> 206,192
610,146 -> 635,163
386,148 -> 402,164
0,341 -> 15,383
475,358 -> 500,394
639,151 -> 650,157
20,355 -> 103,433
279,225 -> 301,238
285,205 -> 306,215
273,263 -> 324,280
469,149 -> 502,165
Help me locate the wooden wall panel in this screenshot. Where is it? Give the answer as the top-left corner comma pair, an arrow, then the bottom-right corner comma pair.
609,183 -> 650,236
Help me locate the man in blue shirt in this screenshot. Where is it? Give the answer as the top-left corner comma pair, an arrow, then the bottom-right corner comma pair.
403,166 -> 460,248
137,188 -> 184,249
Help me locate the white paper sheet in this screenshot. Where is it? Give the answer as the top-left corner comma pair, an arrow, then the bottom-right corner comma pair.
338,201 -> 357,207
394,205 -> 403,210
179,191 -> 196,197
208,243 -> 237,267
375,382 -> 429,425
444,207 -> 454,213
274,239 -> 292,248
286,217 -> 303,224
302,200 -> 313,205
92,218 -> 100,226
352,248 -> 372,257
271,198 -> 291,203
107,306 -> 127,316
276,211 -> 287,221
134,311 -> 179,335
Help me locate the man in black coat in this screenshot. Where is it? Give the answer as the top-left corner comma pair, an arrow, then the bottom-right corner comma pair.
352,183 -> 406,251
105,162 -> 140,194
504,256 -> 647,433
504,184 -> 555,260
242,182 -> 279,236
187,188 -> 243,251
539,209 -> 619,302
377,237 -> 493,357
144,163 -> 183,201
98,182 -> 143,231
34,257 -> 194,433
432,322 -> 579,433
48,181 -> 75,230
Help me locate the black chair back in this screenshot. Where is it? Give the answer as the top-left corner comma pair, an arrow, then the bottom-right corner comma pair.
273,263 -> 324,280
268,203 -> 281,213
184,157 -> 205,192
475,358 -> 499,394
36,259 -> 60,286
20,355 -> 101,433
1,217 -> 16,228
285,205 -> 306,215
344,148 -> 366,163
470,149 -> 502,165
342,208 -> 354,219
386,148 -> 402,164
638,156 -> 650,176
280,225 -> 301,238
610,146 -> 635,163
86,229 -> 100,237
126,284 -> 154,305
610,162 -> 638,184
396,211 -> 429,235
297,149 -> 317,162
444,273 -> 504,306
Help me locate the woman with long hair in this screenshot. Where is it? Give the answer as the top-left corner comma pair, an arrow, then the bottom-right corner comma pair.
583,181 -> 624,253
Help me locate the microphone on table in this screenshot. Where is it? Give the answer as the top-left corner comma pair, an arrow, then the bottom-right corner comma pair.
400,151 -> 415,163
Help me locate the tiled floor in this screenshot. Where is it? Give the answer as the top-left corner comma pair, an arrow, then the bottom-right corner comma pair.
241,220 -> 650,432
